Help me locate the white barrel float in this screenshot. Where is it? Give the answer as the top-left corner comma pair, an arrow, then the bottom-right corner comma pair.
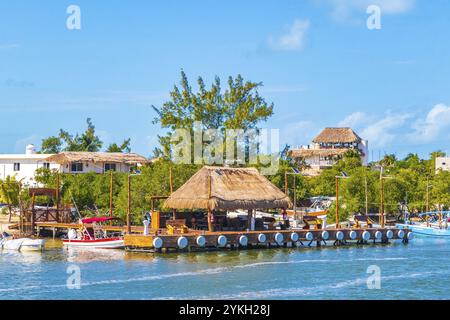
196,235 -> 206,247
407,232 -> 414,241
374,230 -> 382,240
274,232 -> 284,245
386,230 -> 394,239
290,232 -> 299,242
239,235 -> 248,246
305,232 -> 314,241
349,230 -> 357,240
258,233 -> 266,243
152,237 -> 163,249
335,231 -> 344,241
177,236 -> 188,249
217,235 -> 227,247
362,231 -> 371,241
397,229 -> 405,239
321,230 -> 329,240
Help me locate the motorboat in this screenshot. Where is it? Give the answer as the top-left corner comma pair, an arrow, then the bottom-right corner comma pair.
63,217 -> 124,249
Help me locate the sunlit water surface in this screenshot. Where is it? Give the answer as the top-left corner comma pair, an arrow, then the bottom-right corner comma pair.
1,238 -> 449,299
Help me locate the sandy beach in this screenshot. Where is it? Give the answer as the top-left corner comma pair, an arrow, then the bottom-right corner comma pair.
0,214 -> 19,234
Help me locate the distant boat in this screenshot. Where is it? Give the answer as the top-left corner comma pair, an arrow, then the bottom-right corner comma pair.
396,211 -> 450,238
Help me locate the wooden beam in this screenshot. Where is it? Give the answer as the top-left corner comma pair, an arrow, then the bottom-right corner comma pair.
127,174 -> 131,234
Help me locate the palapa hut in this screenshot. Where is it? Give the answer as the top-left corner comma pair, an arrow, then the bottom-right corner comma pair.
164,166 -> 292,231
289,127 -> 369,175
46,152 -> 150,174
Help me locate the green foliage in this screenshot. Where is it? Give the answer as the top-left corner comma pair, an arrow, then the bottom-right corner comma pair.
0,176 -> 22,222
33,160 -> 200,224
151,70 -> 274,159
107,139 -> 131,153
40,118 -> 131,153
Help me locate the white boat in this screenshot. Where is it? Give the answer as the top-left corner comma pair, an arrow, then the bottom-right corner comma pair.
20,239 -> 46,251
396,211 -> 450,238
0,236 -> 45,251
63,217 -> 124,249
63,238 -> 125,249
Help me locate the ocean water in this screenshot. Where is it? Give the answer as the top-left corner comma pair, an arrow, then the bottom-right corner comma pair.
1,238 -> 449,300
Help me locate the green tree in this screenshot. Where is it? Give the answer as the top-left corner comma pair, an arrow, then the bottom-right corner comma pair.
0,176 -> 21,222
152,70 -> 274,160
40,118 -> 132,154
107,139 -> 131,153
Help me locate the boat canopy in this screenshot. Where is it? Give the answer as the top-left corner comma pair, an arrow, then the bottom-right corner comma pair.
81,217 -> 118,224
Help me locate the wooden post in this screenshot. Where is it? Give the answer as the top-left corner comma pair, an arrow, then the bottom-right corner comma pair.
127,174 -> 131,234
247,209 -> 252,230
31,192 -> 36,236
56,173 -> 60,222
284,171 -> 288,195
293,174 -> 297,219
335,176 -> 339,229
109,171 -> 113,218
207,173 -> 213,232
380,169 -> 384,228
170,167 -> 176,220
426,177 -> 430,227
365,176 -> 368,216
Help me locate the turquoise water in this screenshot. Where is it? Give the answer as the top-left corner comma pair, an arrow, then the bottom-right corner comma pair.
1,238 -> 449,300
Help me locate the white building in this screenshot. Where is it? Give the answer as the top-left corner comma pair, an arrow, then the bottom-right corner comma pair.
0,146 -> 149,185
45,151 -> 149,174
435,157 -> 450,173
290,127 -> 369,176
0,145 -> 59,185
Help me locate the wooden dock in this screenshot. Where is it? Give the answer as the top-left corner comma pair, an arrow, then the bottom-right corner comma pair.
124,227 -> 413,252
9,222 -> 144,236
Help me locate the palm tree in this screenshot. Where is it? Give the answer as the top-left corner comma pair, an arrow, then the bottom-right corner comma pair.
0,176 -> 21,223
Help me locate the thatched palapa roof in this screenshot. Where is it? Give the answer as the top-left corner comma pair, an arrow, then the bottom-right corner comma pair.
46,152 -> 149,165
313,127 -> 362,144
164,166 -> 292,211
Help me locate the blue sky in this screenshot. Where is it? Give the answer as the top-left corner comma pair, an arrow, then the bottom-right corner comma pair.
1,0 -> 450,160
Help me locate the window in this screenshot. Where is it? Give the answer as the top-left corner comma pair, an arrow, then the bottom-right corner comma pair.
71,162 -> 83,172
104,163 -> 116,172
43,162 -> 50,169
13,163 -> 20,171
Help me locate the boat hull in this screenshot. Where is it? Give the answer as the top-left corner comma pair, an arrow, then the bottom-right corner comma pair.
63,238 -> 124,249
1,238 -> 45,251
396,223 -> 450,237
20,239 -> 46,251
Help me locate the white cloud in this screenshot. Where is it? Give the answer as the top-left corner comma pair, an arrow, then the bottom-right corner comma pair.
410,104 -> 450,143
0,43 -> 19,50
268,19 -> 310,51
360,112 -> 411,148
338,111 -> 369,128
318,0 -> 414,21
14,135 -> 41,153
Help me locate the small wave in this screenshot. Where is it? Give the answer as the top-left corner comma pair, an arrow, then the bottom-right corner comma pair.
156,270 -> 446,300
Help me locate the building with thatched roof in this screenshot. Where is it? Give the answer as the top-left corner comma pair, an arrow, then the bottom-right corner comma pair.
46,151 -> 150,174
290,127 -> 368,176
164,166 -> 291,231
164,166 -> 292,211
